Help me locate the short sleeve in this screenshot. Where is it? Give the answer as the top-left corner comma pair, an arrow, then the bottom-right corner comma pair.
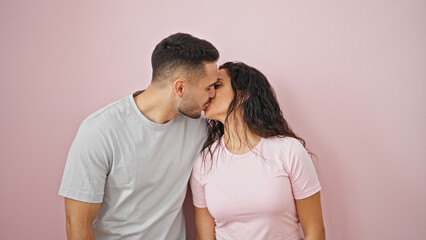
58,122 -> 111,203
190,153 -> 207,208
284,139 -> 321,200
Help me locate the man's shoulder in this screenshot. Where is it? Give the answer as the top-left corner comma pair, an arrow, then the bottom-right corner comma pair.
81,95 -> 132,128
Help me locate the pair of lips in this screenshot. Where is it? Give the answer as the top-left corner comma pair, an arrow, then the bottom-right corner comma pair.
203,102 -> 211,110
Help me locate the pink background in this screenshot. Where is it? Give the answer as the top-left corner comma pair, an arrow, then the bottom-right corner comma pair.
1,0 -> 425,239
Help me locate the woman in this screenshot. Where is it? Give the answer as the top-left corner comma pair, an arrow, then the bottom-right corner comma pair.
190,62 -> 325,240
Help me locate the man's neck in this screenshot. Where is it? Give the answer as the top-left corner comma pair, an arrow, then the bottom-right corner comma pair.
134,85 -> 178,124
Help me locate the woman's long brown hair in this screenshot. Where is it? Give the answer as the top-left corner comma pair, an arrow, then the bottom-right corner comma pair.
202,62 -> 314,167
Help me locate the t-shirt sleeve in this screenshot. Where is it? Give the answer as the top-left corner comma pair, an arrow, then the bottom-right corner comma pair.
58,122 -> 111,203
284,138 -> 321,200
190,153 -> 207,208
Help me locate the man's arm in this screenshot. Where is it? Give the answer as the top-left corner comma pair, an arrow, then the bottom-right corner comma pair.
65,198 -> 102,240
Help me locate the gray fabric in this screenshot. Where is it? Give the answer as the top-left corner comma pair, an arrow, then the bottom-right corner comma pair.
59,92 -> 207,240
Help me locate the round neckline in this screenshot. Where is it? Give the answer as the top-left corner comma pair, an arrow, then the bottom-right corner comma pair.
128,92 -> 177,130
220,136 -> 264,159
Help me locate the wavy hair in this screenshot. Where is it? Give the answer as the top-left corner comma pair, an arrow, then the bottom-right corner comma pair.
203,62 -> 314,165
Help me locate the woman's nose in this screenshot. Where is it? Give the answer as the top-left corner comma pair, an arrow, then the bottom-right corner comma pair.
209,88 -> 216,98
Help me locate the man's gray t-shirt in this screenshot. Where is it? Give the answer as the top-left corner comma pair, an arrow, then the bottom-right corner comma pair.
59,92 -> 207,239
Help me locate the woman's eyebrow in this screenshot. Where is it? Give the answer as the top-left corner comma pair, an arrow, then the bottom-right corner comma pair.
208,81 -> 217,87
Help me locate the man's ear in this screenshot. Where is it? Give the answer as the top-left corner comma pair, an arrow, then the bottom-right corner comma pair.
173,78 -> 185,98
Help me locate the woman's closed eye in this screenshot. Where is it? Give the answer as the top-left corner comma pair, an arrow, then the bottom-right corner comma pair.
214,84 -> 222,89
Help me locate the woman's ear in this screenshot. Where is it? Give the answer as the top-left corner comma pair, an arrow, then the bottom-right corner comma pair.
173,78 -> 185,98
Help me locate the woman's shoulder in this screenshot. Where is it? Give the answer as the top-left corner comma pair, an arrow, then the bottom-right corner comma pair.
194,140 -> 222,168
262,136 -> 301,148
261,136 -> 308,160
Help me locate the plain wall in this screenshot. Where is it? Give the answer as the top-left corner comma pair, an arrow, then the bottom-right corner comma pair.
1,0 -> 425,239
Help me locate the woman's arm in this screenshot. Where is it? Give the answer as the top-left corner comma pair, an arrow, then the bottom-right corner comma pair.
194,207 -> 216,240
295,191 -> 325,240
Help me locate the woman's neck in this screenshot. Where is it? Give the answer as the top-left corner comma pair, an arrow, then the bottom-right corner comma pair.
222,116 -> 261,155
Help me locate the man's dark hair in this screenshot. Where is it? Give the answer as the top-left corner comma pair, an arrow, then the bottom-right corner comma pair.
151,33 -> 219,85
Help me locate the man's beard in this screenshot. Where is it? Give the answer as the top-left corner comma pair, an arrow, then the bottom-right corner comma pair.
178,94 -> 203,119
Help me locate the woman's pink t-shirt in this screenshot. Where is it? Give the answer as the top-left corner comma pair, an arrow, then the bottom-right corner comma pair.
190,136 -> 321,240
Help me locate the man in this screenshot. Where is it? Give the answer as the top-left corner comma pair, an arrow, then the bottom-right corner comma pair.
59,33 -> 219,240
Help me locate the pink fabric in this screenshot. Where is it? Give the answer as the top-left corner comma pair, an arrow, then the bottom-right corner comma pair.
190,136 -> 321,240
